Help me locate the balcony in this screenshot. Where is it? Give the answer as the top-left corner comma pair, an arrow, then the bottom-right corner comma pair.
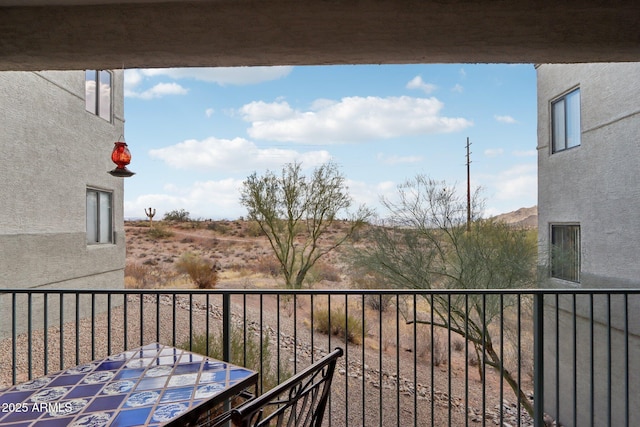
1,288 -> 637,427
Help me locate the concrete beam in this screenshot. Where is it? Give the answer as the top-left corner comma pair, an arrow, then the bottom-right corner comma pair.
1,0 -> 639,71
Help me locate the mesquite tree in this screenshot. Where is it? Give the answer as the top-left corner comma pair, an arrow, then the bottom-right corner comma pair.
352,175 -> 537,416
240,161 -> 372,289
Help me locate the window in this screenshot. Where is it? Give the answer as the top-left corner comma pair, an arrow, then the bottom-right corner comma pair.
85,70 -> 112,122
551,224 -> 580,282
551,88 -> 580,153
87,189 -> 113,244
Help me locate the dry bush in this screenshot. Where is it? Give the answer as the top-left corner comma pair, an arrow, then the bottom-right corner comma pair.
252,256 -> 281,277
146,224 -> 174,239
175,252 -> 218,289
304,261 -> 342,286
351,275 -> 393,312
314,305 -> 364,345
415,327 -> 448,366
124,262 -> 154,288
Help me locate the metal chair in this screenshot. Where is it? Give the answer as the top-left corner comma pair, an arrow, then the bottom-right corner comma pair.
230,347 -> 344,427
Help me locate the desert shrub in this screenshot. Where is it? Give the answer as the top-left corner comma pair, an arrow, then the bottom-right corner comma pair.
207,221 -> 232,235
253,256 -> 281,277
184,325 -> 290,393
163,209 -> 191,222
175,252 -> 218,289
147,224 -> 174,239
245,221 -> 264,237
453,338 -> 465,352
124,263 -> 154,288
304,261 -> 342,286
314,306 -> 363,344
351,274 -> 393,312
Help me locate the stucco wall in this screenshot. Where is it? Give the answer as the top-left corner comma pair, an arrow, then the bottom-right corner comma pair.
537,63 -> 640,289
537,63 -> 640,427
0,70 -> 126,291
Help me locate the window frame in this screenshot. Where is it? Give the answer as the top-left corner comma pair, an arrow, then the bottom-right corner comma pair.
86,188 -> 114,245
550,223 -> 581,283
551,87 -> 581,153
85,70 -> 113,122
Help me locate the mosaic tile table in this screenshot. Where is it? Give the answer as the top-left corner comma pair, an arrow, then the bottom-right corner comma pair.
0,342 -> 258,427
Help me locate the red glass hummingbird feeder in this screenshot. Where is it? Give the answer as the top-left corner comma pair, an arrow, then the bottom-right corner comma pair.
108,141 -> 135,177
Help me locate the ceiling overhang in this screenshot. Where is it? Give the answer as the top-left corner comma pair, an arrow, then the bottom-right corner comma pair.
1,0 -> 639,71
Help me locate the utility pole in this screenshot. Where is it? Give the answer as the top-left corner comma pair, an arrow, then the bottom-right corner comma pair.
466,137 -> 471,232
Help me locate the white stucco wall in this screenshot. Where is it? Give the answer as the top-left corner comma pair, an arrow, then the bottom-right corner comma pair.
0,70 -> 126,291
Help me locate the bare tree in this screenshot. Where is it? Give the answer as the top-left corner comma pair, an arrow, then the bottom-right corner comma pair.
240,161 -> 373,289
353,175 -> 537,416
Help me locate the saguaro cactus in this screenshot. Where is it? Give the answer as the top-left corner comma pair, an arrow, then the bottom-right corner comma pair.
144,207 -> 156,225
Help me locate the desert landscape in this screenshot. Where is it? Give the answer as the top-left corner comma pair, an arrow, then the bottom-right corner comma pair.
120,207 -> 538,426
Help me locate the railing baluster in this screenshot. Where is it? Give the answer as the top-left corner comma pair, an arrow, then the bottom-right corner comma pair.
59,292 -> 64,371
572,294 -> 577,427
448,293 -> 452,427
533,292 -> 545,427
624,293 -> 629,427
430,293 -> 434,427
12,292 -> 17,385
499,293 -> 504,427
465,293 -> 469,427
413,293 -> 418,427
43,293 -> 48,375
589,293 -> 594,427
91,293 -> 96,360
139,291 -> 144,347
27,293 -> 32,380
607,293 -> 612,427
222,292 -> 230,362
205,293 -> 210,357
107,293 -> 112,355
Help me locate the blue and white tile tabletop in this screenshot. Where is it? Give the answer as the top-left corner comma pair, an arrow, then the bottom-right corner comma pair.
0,343 -> 258,426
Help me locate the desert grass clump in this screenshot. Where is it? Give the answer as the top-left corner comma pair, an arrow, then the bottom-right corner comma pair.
175,252 -> 218,289
184,325 -> 290,393
252,256 -> 281,277
314,306 -> 363,345
124,262 -> 154,288
146,224 -> 174,239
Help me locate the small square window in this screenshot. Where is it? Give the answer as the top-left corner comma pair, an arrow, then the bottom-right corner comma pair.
551,88 -> 580,153
87,189 -> 113,244
85,70 -> 112,122
550,224 -> 580,282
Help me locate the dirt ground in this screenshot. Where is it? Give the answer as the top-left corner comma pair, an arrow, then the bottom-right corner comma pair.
123,219 -> 536,425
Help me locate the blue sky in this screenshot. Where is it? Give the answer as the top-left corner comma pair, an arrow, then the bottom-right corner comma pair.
122,64 -> 537,220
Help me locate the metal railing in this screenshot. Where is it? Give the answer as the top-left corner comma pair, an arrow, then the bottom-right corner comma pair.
1,288 -> 638,427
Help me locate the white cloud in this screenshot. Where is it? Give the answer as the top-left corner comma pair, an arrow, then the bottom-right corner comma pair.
239,100 -> 294,121
490,164 -> 537,201
345,179 -> 396,212
138,66 -> 293,86
406,76 -> 437,94
484,148 -> 504,157
126,82 -> 188,99
459,68 -> 467,78
148,137 -> 331,171
205,108 -> 214,118
513,149 -> 537,157
124,178 -> 246,220
452,84 -> 464,93
240,96 -> 473,144
494,114 -> 517,124
377,152 -> 423,165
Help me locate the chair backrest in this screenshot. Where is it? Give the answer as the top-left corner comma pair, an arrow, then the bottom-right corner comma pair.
230,347 -> 344,427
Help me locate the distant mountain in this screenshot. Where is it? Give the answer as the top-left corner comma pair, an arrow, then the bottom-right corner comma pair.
492,206 -> 537,229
